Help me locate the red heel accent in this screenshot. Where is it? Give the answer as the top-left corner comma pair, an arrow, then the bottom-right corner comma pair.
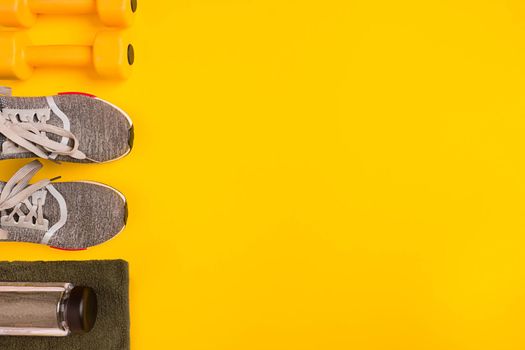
50,246 -> 87,251
58,92 -> 96,98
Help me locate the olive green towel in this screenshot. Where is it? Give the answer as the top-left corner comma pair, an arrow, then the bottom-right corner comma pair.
0,260 -> 130,350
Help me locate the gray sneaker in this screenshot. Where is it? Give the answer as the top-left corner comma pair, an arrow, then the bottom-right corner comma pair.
0,88 -> 133,163
0,160 -> 127,249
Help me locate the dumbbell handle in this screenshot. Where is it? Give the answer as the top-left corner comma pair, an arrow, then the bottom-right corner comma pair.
29,0 -> 96,14
26,46 -> 92,67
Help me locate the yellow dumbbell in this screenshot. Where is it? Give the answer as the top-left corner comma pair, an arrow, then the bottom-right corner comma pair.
0,31 -> 134,80
0,0 -> 136,28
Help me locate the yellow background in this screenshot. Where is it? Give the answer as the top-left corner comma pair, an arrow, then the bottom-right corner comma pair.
2,0 -> 525,348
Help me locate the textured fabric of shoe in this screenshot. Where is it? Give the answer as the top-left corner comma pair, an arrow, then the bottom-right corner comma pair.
0,92 -> 133,163
0,160 -> 127,249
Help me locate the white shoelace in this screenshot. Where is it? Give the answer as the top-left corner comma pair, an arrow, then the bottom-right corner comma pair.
0,160 -> 52,227
0,109 -> 86,160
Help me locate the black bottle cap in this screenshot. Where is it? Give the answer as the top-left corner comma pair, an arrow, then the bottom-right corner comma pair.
65,286 -> 98,334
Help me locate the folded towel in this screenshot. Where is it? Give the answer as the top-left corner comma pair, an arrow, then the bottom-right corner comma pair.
0,260 -> 130,350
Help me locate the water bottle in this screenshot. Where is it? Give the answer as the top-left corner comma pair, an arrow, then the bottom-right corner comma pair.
0,282 -> 97,336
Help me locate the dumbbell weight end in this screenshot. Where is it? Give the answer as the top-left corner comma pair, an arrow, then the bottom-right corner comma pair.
0,0 -> 37,27
0,31 -> 33,80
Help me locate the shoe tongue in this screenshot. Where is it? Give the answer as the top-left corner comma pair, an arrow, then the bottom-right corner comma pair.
0,87 -> 12,96
0,96 -> 48,109
0,88 -> 12,110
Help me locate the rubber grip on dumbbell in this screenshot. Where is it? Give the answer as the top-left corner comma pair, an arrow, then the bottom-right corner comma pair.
29,0 -> 96,15
26,46 -> 92,67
